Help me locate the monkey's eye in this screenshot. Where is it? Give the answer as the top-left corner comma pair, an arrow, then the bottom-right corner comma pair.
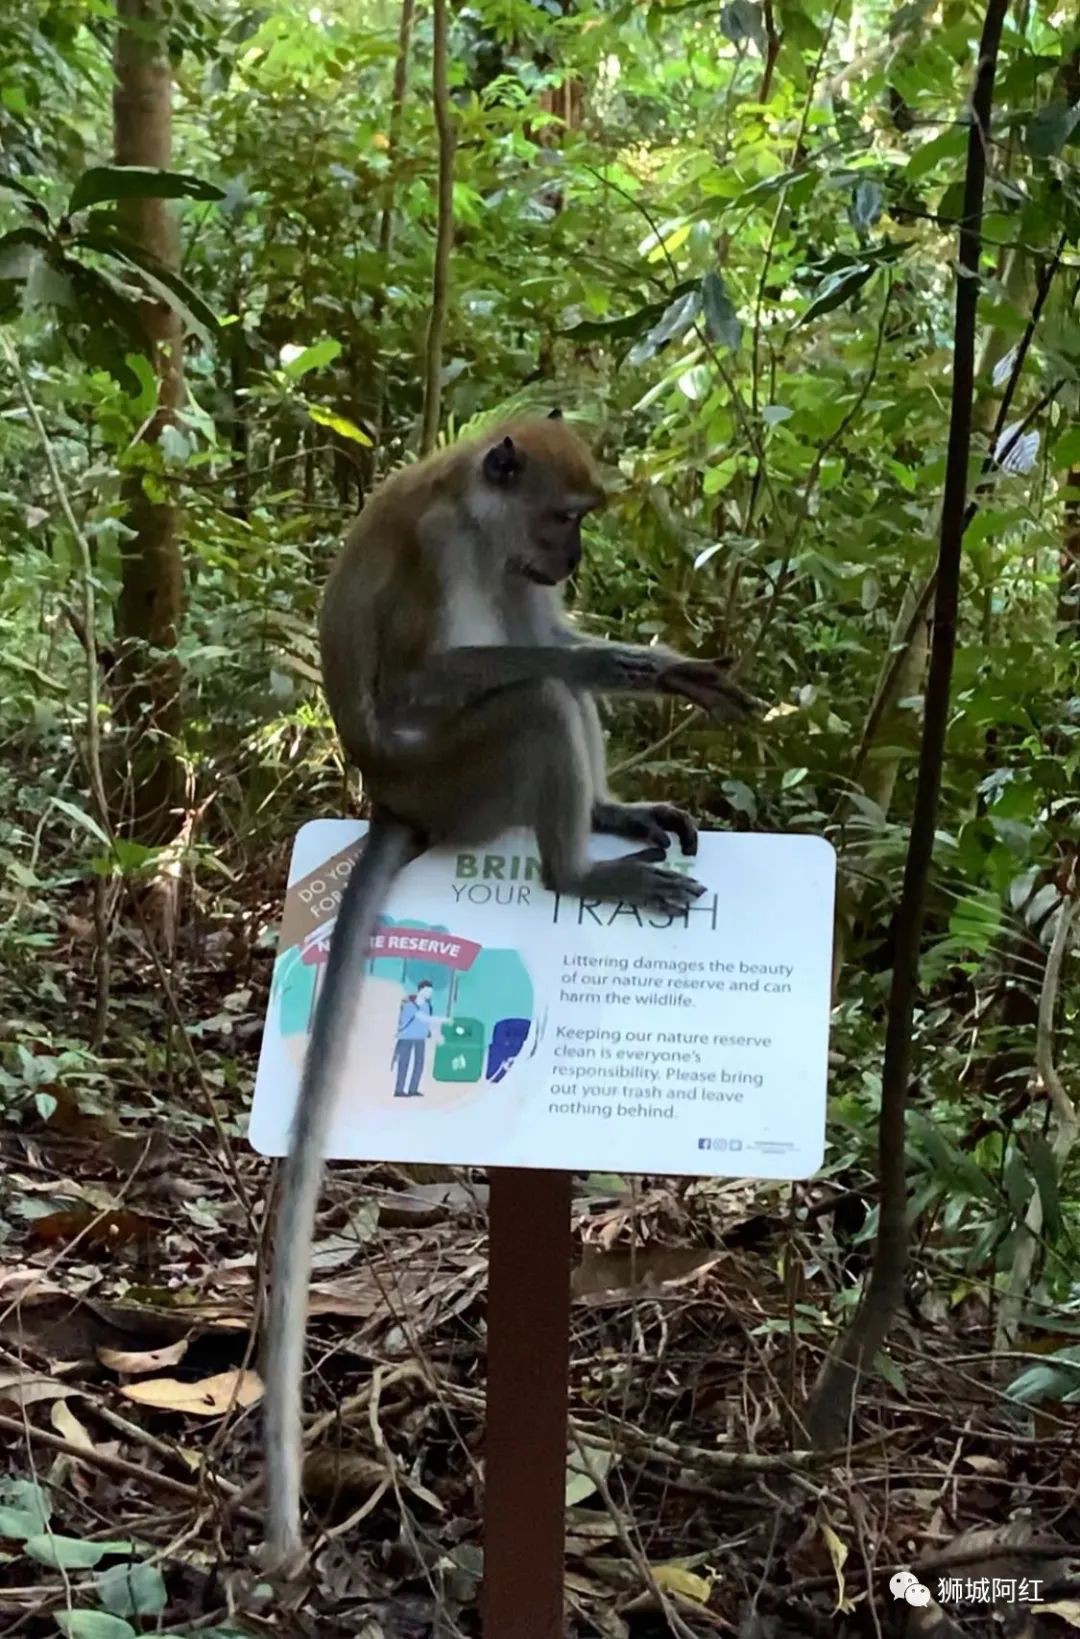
554,509 -> 580,525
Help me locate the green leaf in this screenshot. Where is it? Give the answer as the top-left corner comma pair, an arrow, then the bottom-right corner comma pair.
947,890 -> 1001,955
25,257 -> 77,312
799,264 -> 876,325
719,0 -> 766,51
701,271 -> 742,350
1003,1147 -> 1029,1219
781,766 -> 808,790
69,166 -> 225,215
910,1112 -> 997,1202
0,174 -> 44,206
583,1173 -> 627,1194
722,778 -> 757,818
849,179 -> 883,232
564,285 -> 697,343
122,352 -> 158,417
56,1613 -> 136,1639
1025,1134 -> 1062,1241
95,1562 -> 167,1618
306,405 -> 373,445
0,226 -> 48,280
25,1535 -> 134,1570
1054,426 -> 1080,469
0,1477 -> 52,1539
91,837 -> 160,878
906,127 -> 966,181
1025,102 -> 1080,159
732,169 -> 805,207
75,229 -> 220,339
1006,1348 -> 1080,1406
565,1445 -> 612,1506
50,798 -> 111,848
627,290 -> 700,366
281,338 -> 342,378
872,1350 -> 906,1394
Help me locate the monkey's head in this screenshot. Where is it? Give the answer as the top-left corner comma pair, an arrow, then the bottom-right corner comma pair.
469,413 -> 604,586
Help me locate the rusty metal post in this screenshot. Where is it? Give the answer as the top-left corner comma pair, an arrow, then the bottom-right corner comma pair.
482,1168 -> 572,1638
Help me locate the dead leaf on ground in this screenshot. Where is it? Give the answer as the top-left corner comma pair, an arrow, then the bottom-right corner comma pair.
117,1368 -> 263,1416
960,1453 -> 1007,1476
303,1446 -> 387,1506
28,1207 -> 156,1248
49,1398 -> 97,1451
378,1182 -> 485,1227
0,1369 -> 75,1409
1033,1603 -> 1080,1629
33,1085 -> 120,1141
309,1235 -> 368,1272
98,1337 -> 190,1375
651,1563 -> 712,1604
572,1245 -> 724,1300
820,1519 -> 857,1615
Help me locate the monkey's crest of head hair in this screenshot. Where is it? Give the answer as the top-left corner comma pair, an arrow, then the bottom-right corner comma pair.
481,415 -> 602,496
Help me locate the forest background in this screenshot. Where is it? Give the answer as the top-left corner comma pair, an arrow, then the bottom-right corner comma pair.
1,0 -> 1079,1634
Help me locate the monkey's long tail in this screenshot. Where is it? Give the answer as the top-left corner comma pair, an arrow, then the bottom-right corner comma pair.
263,811 -> 420,1568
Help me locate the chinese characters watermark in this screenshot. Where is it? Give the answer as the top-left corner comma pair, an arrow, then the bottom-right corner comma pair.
891,1570 -> 1043,1607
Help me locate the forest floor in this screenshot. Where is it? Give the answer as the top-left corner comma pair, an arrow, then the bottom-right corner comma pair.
1,866 -> 1078,1639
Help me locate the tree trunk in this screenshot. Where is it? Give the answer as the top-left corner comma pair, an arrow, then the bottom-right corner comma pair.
804,0 -> 1011,1450
419,0 -> 455,457
369,0 -> 416,476
112,0 -> 184,843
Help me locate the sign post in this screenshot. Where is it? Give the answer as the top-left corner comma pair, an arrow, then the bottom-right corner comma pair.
483,1168 -> 572,1638
251,821 -> 834,1628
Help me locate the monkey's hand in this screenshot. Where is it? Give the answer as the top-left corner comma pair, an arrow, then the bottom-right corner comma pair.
657,659 -> 763,720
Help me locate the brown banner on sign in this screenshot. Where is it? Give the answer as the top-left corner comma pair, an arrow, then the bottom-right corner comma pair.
277,838 -> 363,955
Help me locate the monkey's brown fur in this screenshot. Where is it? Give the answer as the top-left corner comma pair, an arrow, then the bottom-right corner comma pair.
263,415 -> 760,1569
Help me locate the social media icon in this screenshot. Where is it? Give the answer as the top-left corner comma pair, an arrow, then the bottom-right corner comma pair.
889,1569 -> 931,1606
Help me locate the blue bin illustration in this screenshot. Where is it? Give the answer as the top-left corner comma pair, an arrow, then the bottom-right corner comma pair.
486,1017 -> 531,1083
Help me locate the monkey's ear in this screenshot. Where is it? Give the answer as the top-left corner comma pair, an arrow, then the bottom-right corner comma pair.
482,435 -> 523,485
547,406 -> 563,420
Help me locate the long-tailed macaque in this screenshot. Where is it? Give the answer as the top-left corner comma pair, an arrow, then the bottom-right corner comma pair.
263,411 -> 760,1567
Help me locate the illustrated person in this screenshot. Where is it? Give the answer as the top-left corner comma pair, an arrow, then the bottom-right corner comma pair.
393,979 -> 437,1097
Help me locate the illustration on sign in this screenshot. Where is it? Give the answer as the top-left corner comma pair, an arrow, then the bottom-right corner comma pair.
273,908 -> 534,1108
250,821 -> 835,1181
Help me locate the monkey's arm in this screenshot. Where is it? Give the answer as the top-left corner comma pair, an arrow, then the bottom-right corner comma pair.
388,643 -> 761,721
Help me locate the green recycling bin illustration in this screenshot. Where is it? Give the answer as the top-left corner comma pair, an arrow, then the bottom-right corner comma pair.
434,1017 -> 485,1083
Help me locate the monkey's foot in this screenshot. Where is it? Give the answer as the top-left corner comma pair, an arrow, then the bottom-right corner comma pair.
592,800 -> 698,856
576,854 -> 707,915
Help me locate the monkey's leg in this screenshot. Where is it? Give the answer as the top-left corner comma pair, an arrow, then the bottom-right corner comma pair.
520,684 -> 706,916
578,697 -> 698,856
381,685 -> 706,915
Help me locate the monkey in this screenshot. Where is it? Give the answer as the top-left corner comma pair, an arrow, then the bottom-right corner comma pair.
263,410 -> 760,1569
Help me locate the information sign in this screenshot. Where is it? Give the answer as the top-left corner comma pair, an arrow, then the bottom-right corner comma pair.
250,822 -> 834,1179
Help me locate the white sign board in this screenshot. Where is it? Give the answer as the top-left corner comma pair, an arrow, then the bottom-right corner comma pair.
249,822 -> 834,1179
